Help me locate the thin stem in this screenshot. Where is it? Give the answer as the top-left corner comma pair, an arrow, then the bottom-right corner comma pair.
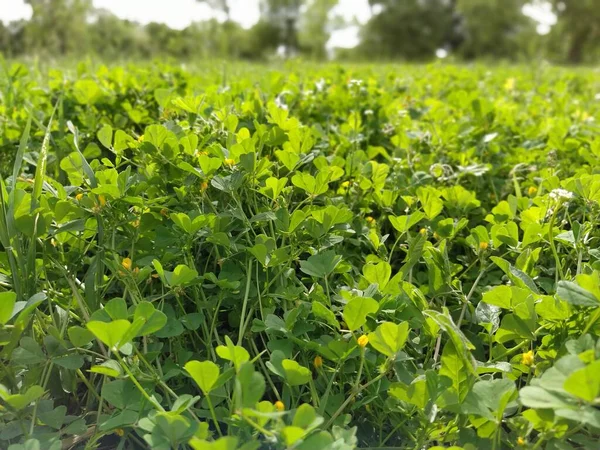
205,394 -> 223,437
238,258 -> 253,346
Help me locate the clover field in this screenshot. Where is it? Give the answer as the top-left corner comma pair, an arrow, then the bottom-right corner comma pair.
1,62 -> 600,450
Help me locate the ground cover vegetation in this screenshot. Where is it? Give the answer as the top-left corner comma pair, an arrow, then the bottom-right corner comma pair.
0,62 -> 600,449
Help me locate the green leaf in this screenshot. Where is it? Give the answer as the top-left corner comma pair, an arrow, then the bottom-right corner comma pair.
292,403 -> 319,429
343,297 -> 379,331
363,261 -> 391,289
368,322 -> 410,357
216,336 -> 250,370
282,426 -> 306,447
299,250 -> 342,278
3,385 -> 44,410
97,125 -> 113,149
68,326 -> 95,347
519,386 -> 574,409
104,298 -> 128,320
235,362 -> 265,408
389,212 -> 424,233
133,302 -> 167,337
0,291 -> 17,325
51,353 -> 84,370
185,360 -> 220,394
282,359 -> 311,386
87,320 -> 132,349
169,264 -> 199,287
557,279 -> 600,307
312,302 -> 339,329
563,360 -> 600,402
190,437 -> 239,450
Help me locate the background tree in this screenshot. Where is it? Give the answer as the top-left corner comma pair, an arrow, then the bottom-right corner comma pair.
357,0 -> 455,60
260,0 -> 304,57
547,0 -> 600,64
298,0 -> 337,59
24,0 -> 92,56
455,0 -> 536,60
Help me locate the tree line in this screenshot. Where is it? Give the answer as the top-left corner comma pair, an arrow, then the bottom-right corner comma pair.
1,0 -> 599,64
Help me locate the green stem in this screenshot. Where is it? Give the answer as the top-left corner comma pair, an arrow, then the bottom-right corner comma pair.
237,258 -> 253,346
205,394 -> 223,437
115,352 -> 164,412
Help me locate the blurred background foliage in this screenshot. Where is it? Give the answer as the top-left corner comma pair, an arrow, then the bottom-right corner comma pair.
0,0 -> 599,63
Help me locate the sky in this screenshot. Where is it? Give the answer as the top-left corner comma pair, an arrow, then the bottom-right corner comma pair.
1,0 -> 556,48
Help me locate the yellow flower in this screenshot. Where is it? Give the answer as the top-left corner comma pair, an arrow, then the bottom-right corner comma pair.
517,436 -> 525,446
504,78 -> 515,91
275,400 -> 285,411
479,241 -> 489,250
98,195 -> 106,207
75,193 -> 83,201
200,181 -> 209,191
521,350 -> 534,366
224,158 -> 235,166
419,228 -> 427,235
357,335 -> 369,348
121,258 -> 132,271
131,219 -> 140,228
137,134 -> 144,142
115,428 -> 125,437
366,216 -> 375,225
528,186 -> 538,196
341,181 -> 351,188
433,232 -> 440,240
313,355 -> 323,369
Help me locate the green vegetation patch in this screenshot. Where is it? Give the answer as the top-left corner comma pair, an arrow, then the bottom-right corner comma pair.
0,62 -> 600,449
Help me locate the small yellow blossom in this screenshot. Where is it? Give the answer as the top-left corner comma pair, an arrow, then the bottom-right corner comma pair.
366,216 -> 375,225
137,134 -> 144,142
433,232 -> 440,240
115,428 -> 125,437
504,78 -> 515,91
419,228 -> 427,235
200,181 -> 209,191
121,258 -> 132,271
275,400 -> 285,411
341,181 -> 351,188
521,350 -> 534,366
517,437 -> 525,446
224,158 -> 235,166
313,355 -> 323,369
357,335 -> 369,348
98,195 -> 106,207
75,193 -> 83,201
528,186 -> 538,196
131,219 -> 140,228
479,241 -> 489,250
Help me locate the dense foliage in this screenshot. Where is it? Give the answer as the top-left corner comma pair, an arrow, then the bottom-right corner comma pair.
1,62 -> 600,450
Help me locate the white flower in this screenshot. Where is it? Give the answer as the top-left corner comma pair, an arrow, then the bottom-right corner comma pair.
364,109 -> 374,116
274,95 -> 288,111
348,79 -> 363,88
549,188 -> 574,201
315,78 -> 326,92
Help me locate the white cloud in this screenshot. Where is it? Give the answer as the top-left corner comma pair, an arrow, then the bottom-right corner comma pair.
0,0 -> 32,23
1,0 -> 260,29
522,2 -> 557,35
